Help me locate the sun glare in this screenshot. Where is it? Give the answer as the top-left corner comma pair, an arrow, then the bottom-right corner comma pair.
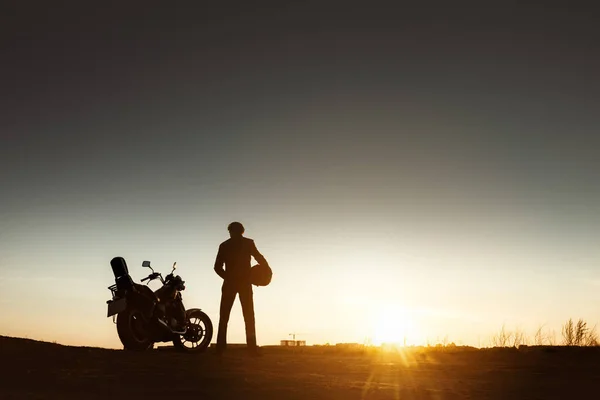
371,306 -> 420,346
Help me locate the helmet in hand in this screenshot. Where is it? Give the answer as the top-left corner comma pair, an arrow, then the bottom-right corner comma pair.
250,264 -> 272,287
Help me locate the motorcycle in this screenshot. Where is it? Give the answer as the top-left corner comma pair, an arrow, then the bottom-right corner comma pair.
106,256 -> 213,352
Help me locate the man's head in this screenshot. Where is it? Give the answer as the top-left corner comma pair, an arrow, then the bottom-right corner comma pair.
227,221 -> 245,238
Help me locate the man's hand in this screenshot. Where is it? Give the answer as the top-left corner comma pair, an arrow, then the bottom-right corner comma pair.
251,240 -> 269,267
214,266 -> 227,280
214,244 -> 226,279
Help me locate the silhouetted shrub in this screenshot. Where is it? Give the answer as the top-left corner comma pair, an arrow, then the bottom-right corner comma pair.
562,318 -> 598,346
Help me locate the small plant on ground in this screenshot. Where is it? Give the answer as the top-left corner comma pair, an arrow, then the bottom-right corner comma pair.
491,324 -> 513,347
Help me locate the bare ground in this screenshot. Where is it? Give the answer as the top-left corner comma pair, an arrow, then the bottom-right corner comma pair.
2,336 -> 600,399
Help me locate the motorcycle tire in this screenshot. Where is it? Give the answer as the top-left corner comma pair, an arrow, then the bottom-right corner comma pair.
173,308 -> 213,353
116,308 -> 154,351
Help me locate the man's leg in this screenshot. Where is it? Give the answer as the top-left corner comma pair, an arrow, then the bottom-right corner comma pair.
216,281 -> 237,353
239,284 -> 257,350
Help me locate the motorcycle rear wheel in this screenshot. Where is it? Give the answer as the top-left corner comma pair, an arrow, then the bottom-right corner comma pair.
116,308 -> 154,351
173,309 -> 213,353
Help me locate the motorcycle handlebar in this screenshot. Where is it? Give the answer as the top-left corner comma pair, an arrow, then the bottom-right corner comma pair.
141,272 -> 161,283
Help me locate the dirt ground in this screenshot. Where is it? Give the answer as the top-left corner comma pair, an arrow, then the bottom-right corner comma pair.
2,336 -> 600,399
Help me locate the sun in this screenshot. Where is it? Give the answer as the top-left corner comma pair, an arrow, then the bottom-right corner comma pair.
371,306 -> 420,346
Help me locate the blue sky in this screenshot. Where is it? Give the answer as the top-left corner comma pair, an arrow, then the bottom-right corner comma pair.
1,2 -> 599,348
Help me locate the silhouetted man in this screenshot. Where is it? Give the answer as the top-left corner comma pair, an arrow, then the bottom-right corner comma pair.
214,222 -> 269,356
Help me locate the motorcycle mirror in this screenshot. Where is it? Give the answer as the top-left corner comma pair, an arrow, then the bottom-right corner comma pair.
142,261 -> 151,268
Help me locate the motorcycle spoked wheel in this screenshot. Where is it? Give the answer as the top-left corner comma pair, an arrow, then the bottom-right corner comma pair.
116,308 -> 154,351
173,309 -> 213,353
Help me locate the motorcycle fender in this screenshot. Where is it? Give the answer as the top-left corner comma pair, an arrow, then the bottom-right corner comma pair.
107,298 -> 127,317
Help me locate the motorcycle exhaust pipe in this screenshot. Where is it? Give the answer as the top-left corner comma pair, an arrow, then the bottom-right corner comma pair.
157,318 -> 187,335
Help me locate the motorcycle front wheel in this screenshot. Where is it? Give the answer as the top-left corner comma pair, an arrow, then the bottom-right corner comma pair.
116,308 -> 154,351
173,308 -> 213,353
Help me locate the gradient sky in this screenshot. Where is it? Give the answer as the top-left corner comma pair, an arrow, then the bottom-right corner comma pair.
1,2 -> 599,349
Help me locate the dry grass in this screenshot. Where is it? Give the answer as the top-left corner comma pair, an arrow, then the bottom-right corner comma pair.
489,319 -> 599,349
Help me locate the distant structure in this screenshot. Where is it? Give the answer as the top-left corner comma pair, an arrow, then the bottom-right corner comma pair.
280,339 -> 306,346
280,332 -> 307,346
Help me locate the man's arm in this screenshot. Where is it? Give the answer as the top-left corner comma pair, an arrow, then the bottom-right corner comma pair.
214,244 -> 226,279
250,240 -> 269,267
